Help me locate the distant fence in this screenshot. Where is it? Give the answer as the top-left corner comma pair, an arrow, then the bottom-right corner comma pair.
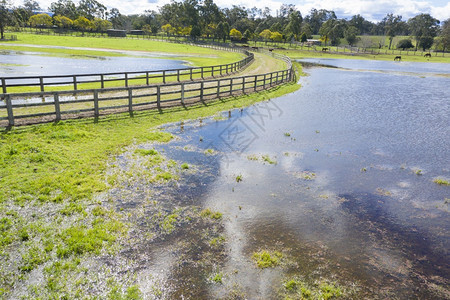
1,45 -> 254,94
0,52 -> 294,127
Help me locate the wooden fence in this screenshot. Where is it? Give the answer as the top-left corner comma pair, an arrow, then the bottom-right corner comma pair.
1,45 -> 253,94
0,53 -> 294,127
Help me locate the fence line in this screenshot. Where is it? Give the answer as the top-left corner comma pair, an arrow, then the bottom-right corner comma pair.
1,45 -> 254,94
0,54 -> 294,127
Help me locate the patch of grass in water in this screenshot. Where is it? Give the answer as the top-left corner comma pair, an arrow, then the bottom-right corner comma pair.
235,174 -> 243,182
134,148 -> 158,156
181,162 -> 189,169
200,208 -> 223,220
252,250 -> 283,268
262,155 -> 277,165
433,178 -> 449,186
210,272 -> 223,284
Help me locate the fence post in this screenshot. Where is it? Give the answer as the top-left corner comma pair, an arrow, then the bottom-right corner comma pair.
2,78 -> 6,94
73,76 -> 77,90
128,88 -> 133,113
217,80 -> 220,98
190,68 -> 193,81
125,73 -> 129,87
101,74 -> 104,89
220,65 -> 223,76
146,72 -> 149,85
242,77 -> 245,94
163,71 -> 166,84
94,90 -> 99,117
200,82 -> 204,102
6,94 -> 14,127
230,78 -> 233,95
270,73 -> 273,86
181,83 -> 185,105
201,67 -> 204,79
212,66 -> 214,77
254,75 -> 257,91
54,92 -> 61,121
177,69 -> 180,82
263,74 -> 266,89
157,85 -> 161,109
40,77 -> 44,92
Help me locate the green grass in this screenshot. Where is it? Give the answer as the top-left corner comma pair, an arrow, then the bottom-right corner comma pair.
200,208 -> 223,220
0,59 -> 301,297
252,250 -> 283,268
433,178 -> 450,186
281,48 -> 450,63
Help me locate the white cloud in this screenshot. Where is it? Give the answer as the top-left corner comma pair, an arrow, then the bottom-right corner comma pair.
10,0 -> 450,22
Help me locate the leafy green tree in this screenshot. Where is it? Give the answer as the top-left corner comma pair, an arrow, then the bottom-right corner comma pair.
73,16 -> 93,33
300,32 -> 307,43
0,0 -> 15,39
441,18 -> 450,52
243,29 -> 252,41
216,21 -> 229,43
230,28 -> 242,41
259,29 -> 272,45
305,8 -> 336,34
53,15 -> 73,29
23,0 -> 40,11
383,13 -> 403,49
270,31 -> 283,42
49,0 -> 78,20
344,26 -> 359,46
396,39 -> 414,50
284,10 -> 302,39
92,18 -> 112,32
77,0 -> 106,20
190,24 -> 201,40
29,13 -> 52,30
408,13 -> 440,51
319,18 -> 343,46
161,23 -> 173,36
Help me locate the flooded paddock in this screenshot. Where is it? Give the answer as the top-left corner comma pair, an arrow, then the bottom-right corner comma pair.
101,59 -> 449,298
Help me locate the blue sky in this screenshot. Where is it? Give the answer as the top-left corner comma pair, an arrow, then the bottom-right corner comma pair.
12,0 -> 450,22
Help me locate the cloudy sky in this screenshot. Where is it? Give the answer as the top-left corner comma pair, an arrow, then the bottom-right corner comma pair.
12,0 -> 450,22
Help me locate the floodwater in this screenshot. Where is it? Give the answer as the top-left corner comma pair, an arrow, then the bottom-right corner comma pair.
0,50 -> 187,78
116,59 -> 449,298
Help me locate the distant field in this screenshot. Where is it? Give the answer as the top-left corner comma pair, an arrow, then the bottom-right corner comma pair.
0,32 -> 245,68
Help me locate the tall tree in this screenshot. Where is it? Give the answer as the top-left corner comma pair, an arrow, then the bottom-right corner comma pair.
284,9 -> 302,39
319,18 -> 343,46
0,0 -> 15,39
49,0 -> 78,20
306,8 -> 336,35
344,26 -> 359,46
408,13 -> 440,51
23,0 -> 40,11
441,18 -> 450,52
77,0 -> 107,20
383,13 -> 403,49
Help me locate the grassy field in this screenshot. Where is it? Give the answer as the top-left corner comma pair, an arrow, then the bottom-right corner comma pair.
280,48 -> 450,63
0,33 -> 246,93
0,31 -> 301,296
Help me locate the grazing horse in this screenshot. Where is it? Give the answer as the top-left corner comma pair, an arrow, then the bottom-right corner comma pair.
268,48 -> 274,52
424,53 -> 431,58
322,47 -> 329,52
394,56 -> 402,61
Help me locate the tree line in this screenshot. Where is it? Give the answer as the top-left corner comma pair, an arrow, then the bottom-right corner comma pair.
1,0 -> 449,51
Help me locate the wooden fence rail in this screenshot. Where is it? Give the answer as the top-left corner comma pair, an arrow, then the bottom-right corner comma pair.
1,45 -> 253,94
0,57 -> 294,127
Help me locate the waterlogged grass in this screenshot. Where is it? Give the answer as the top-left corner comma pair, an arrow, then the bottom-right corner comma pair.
252,250 -> 283,268
433,178 -> 450,186
200,208 -> 223,220
0,62 -> 301,297
281,278 -> 346,299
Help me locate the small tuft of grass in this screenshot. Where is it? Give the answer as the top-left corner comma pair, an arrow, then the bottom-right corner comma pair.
210,272 -> 223,284
155,171 -> 174,181
204,149 -> 215,155
433,178 -> 449,186
284,132 -> 291,137
235,174 -> 243,182
415,169 -> 423,175
181,163 -> 189,170
134,148 -> 158,156
252,250 -> 282,268
200,208 -> 223,220
262,155 -> 277,165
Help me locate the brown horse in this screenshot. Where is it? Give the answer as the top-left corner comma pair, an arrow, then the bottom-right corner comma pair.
394,56 -> 402,61
424,53 -> 431,58
322,47 -> 329,52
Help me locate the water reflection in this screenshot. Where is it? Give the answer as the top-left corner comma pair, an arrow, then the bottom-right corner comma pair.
154,59 -> 449,298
